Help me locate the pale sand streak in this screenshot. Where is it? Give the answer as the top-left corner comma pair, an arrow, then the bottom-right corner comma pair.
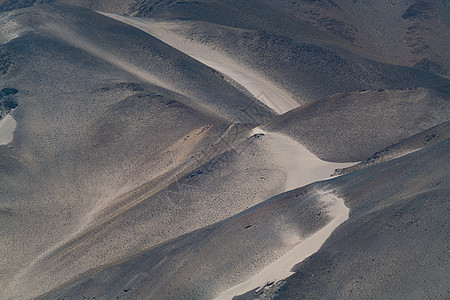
215,190 -> 349,300
99,13 -> 300,114
10,12 -> 354,298
251,128 -> 356,193
97,13 -> 355,299
212,129 -> 354,299
0,114 -> 17,145
0,13 -> 25,45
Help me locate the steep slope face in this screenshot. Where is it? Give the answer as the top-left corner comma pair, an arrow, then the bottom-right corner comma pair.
264,0 -> 362,45
61,0 -> 129,14
0,0 -> 54,12
38,186 -> 351,300
62,0 -> 450,80
0,1 -> 448,300
398,0 -> 450,74
39,139 -> 449,300
266,139 -> 450,300
2,4 -> 274,123
334,120 -> 450,175
0,46 -> 225,298
4,126 -> 354,299
98,13 -> 300,114
66,0 -> 325,39
0,3 -> 276,299
266,0 -> 450,75
153,20 -> 448,105
59,1 -> 448,104
53,4 -> 276,122
266,87 -> 450,162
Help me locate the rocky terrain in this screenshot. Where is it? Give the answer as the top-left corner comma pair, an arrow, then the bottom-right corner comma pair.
0,1 -> 448,299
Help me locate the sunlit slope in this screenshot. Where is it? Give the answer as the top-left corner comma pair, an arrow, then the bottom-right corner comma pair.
4,126 -> 353,299
40,138 -> 449,300
0,3 -> 275,298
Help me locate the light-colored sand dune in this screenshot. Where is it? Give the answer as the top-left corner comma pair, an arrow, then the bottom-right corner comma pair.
0,114 -> 16,145
100,13 -> 300,114
251,128 -> 356,192
215,189 -> 349,300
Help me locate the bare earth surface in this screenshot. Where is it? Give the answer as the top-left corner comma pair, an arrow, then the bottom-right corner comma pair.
0,1 -> 448,300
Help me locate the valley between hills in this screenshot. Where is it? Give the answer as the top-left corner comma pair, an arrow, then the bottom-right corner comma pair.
0,1 -> 448,299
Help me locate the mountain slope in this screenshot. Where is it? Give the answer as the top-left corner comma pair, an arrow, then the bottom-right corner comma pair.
0,3 -> 275,298
266,87 -> 450,161
39,138 -> 450,300
265,0 -> 450,75
0,1 -> 448,300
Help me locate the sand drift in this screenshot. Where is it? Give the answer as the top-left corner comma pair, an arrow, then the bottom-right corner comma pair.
0,114 -> 16,145
96,13 -> 355,298
251,128 -> 355,192
215,129 -> 354,299
100,13 -> 300,114
215,190 -> 349,300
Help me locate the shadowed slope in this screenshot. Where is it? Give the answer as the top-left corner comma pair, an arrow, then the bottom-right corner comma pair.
62,0 -> 449,105
334,120 -> 450,175
266,87 -> 450,162
265,0 -> 450,75
264,139 -> 450,300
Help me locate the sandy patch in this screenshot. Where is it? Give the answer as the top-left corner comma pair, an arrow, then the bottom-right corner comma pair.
213,128 -> 356,299
0,114 -> 16,145
99,13 -> 300,114
214,189 -> 349,300
250,128 -> 356,192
